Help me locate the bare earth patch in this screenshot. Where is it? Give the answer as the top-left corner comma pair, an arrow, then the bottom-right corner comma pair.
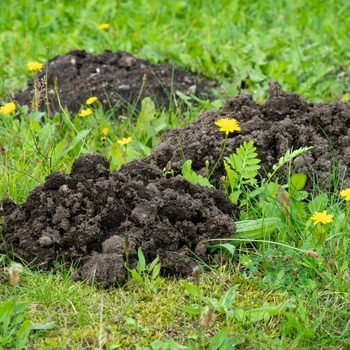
14,50 -> 215,115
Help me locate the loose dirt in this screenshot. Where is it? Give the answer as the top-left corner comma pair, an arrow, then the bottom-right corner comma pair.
14,50 -> 215,116
2,82 -> 350,288
147,82 -> 350,187
0,155 -> 237,288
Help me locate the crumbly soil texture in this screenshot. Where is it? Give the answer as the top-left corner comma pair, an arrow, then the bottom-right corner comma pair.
3,82 -> 350,288
14,50 -> 215,116
0,155 -> 237,288
147,82 -> 350,186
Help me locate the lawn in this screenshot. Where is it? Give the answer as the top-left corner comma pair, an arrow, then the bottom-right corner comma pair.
1,0 -> 350,349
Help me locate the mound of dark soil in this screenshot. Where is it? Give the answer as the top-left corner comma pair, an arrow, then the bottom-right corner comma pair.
14,50 -> 215,115
0,155 -> 237,288
147,82 -> 350,185
4,82 -> 350,288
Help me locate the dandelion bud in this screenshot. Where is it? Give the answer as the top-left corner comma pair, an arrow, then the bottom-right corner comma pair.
8,263 -> 23,287
192,266 -> 202,285
200,308 -> 215,328
305,250 -> 319,258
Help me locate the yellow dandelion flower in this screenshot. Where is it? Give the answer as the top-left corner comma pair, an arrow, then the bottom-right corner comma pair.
215,118 -> 241,135
117,137 -> 132,145
27,61 -> 43,72
340,188 -> 350,202
102,127 -> 109,137
79,108 -> 93,117
86,96 -> 98,105
99,23 -> 110,29
0,101 -> 16,115
310,210 -> 334,225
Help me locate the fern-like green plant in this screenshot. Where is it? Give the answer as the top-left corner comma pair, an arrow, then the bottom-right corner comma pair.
224,141 -> 261,204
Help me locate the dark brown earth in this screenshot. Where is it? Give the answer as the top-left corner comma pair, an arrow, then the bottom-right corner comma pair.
147,82 -> 350,187
0,155 -> 237,288
2,82 -> 350,288
14,50 -> 215,116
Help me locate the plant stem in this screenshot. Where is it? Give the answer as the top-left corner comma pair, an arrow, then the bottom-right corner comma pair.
208,134 -> 228,180
45,47 -> 50,116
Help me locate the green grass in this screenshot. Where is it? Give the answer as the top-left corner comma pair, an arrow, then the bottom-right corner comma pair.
1,0 -> 350,101
0,98 -> 213,202
1,248 -> 350,349
1,0 -> 350,349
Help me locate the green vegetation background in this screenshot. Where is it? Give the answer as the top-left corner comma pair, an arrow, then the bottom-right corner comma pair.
1,1 -> 350,349
1,0 -> 350,101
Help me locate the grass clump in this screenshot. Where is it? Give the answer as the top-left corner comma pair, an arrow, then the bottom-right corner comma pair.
1,250 -> 349,348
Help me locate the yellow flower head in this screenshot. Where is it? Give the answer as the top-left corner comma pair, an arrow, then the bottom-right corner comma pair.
340,188 -> 350,202
86,96 -> 98,105
27,61 -> 43,72
0,101 -> 16,115
117,137 -> 132,145
310,210 -> 334,225
102,127 -> 109,137
99,23 -> 110,29
79,108 -> 93,117
215,118 -> 241,135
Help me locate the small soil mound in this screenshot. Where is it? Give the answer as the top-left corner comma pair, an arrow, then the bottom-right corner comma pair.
147,82 -> 350,185
0,155 -> 237,288
4,82 -> 350,287
14,50 -> 215,115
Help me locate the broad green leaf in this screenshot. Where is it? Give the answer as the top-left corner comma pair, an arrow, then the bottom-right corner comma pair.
308,193 -> 328,213
149,256 -> 160,271
16,319 -> 32,350
152,264 -> 161,280
235,217 -> 281,239
208,328 -> 245,350
234,300 -> 295,324
290,173 -> 307,196
182,282 -> 203,298
229,191 -> 241,204
31,321 -> 55,330
209,243 -> 236,257
182,160 -> 213,188
221,287 -> 237,310
130,270 -> 144,284
137,247 -> 146,271
208,328 -> 230,350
